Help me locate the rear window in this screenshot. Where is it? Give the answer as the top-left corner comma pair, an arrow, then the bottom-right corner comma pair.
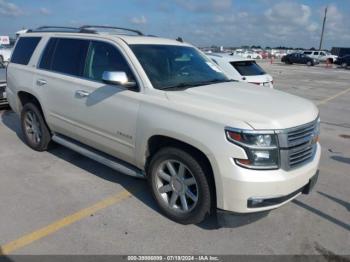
49,38 -> 89,76
230,61 -> 266,76
11,37 -> 41,65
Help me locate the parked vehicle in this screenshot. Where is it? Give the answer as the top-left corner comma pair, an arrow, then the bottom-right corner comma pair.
282,53 -> 319,66
207,53 -> 273,88
0,61 -> 7,106
302,50 -> 337,63
242,51 -> 262,59
334,55 -> 350,68
0,46 -> 12,63
331,47 -> 350,58
7,26 -> 320,224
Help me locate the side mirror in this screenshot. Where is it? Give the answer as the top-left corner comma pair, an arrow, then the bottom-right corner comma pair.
102,71 -> 136,88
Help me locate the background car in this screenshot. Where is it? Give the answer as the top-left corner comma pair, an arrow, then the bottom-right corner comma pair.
0,46 -> 12,64
334,55 -> 350,68
303,50 -> 337,63
0,61 -> 7,106
208,53 -> 274,88
281,53 -> 319,66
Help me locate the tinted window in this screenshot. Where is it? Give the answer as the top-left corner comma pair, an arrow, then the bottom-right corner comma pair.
314,52 -> 319,55
11,37 -> 41,65
39,38 -> 58,70
84,41 -> 134,82
51,38 -> 89,76
304,51 -> 312,55
230,61 -> 266,76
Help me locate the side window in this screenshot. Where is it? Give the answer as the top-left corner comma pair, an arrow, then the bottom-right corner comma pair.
314,52 -> 319,55
50,38 -> 89,76
83,41 -> 134,82
304,51 -> 312,55
11,37 -> 41,65
39,38 -> 58,70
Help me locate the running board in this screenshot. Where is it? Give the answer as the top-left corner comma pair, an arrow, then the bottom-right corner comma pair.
52,134 -> 145,179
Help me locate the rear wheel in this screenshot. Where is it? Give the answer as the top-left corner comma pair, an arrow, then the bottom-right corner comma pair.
0,55 -> 3,64
21,103 -> 51,151
341,62 -> 348,68
148,147 -> 212,224
307,61 -> 312,66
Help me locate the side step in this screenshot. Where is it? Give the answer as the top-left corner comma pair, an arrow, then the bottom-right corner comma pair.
52,134 -> 145,179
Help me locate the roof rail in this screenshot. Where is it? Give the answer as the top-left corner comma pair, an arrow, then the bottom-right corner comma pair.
28,26 -> 90,33
80,25 -> 144,36
27,25 -> 143,36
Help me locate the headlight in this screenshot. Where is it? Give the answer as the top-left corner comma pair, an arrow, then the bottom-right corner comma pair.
225,129 -> 279,170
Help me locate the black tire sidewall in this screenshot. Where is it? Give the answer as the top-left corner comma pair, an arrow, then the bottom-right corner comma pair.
21,103 -> 51,151
148,147 -> 212,224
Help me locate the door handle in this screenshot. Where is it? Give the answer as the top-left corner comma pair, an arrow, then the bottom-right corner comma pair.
36,79 -> 47,86
75,90 -> 90,98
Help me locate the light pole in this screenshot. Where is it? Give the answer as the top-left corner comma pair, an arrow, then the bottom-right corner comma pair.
319,7 -> 328,50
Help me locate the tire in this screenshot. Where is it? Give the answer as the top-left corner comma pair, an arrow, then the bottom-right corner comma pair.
148,147 -> 212,224
341,62 -> 348,68
307,61 -> 312,66
0,55 -> 3,64
21,103 -> 51,151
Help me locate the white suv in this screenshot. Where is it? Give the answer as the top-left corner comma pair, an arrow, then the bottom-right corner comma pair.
303,50 -> 337,63
6,26 -> 321,224
207,53 -> 274,88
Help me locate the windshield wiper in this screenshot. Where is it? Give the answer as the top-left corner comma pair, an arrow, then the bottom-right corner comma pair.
161,83 -> 197,90
160,79 -> 236,91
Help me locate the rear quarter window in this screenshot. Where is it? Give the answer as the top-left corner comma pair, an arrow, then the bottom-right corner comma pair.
230,61 -> 266,76
11,37 -> 41,65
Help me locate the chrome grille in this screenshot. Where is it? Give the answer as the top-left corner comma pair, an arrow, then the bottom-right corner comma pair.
278,118 -> 319,170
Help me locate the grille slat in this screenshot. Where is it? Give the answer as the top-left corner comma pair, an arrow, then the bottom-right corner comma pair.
283,120 -> 318,169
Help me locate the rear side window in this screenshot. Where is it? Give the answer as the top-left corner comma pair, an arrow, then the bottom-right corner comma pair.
11,37 -> 41,65
49,38 -> 89,76
230,61 -> 266,76
304,51 -> 312,55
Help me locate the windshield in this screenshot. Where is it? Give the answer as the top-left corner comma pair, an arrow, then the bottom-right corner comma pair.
230,61 -> 266,76
130,44 -> 229,90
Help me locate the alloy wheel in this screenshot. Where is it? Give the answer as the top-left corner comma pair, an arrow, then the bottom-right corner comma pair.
24,110 -> 42,145
155,160 -> 199,213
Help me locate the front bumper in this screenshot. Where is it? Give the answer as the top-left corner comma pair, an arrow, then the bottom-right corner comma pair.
215,143 -> 321,213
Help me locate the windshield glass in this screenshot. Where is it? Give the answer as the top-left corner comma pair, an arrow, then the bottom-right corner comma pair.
130,44 -> 229,90
230,61 -> 266,76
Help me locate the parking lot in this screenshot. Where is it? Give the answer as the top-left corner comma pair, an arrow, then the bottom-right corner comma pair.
0,62 -> 349,256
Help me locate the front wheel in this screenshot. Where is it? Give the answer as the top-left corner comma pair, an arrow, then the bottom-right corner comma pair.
341,62 -> 348,68
21,103 -> 51,151
307,61 -> 312,66
148,147 -> 212,224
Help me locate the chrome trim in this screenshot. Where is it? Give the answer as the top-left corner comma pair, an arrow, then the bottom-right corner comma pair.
234,159 -> 279,170
226,116 -> 319,171
52,134 -> 145,178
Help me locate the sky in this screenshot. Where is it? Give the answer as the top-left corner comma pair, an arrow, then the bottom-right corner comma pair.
0,0 -> 349,49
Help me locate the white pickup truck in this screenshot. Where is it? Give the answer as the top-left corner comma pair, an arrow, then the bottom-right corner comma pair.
6,26 -> 321,224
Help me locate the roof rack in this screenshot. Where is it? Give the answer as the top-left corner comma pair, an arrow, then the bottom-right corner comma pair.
80,25 -> 144,36
27,25 -> 144,36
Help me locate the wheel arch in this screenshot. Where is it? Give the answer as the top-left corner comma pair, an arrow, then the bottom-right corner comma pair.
145,135 -> 217,208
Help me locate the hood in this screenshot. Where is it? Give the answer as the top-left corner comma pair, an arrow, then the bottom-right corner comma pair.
166,82 -> 319,130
